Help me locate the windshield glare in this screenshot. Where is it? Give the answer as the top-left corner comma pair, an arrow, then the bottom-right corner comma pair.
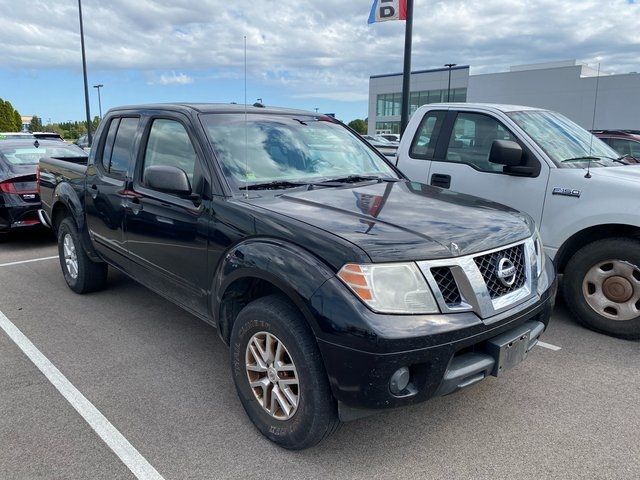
0,143 -> 86,165
202,114 -> 397,187
507,110 -> 621,168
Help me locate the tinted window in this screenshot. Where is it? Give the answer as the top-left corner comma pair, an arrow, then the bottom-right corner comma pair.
101,119 -> 119,171
445,113 -> 517,172
609,138 -> 640,158
143,120 -> 197,184
410,111 -> 446,159
203,114 -> 396,187
109,118 -> 139,178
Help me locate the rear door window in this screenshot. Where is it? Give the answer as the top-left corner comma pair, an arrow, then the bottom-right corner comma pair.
99,117 -> 139,179
410,111 -> 446,159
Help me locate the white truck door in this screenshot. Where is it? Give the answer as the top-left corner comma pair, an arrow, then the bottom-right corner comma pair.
396,109 -> 449,184
422,110 -> 550,226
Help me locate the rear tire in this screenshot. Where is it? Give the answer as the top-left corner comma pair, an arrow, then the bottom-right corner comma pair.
230,295 -> 340,449
564,238 -> 640,340
57,217 -> 108,294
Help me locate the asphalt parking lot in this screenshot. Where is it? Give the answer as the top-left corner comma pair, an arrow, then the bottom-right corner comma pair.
1,229 -> 639,480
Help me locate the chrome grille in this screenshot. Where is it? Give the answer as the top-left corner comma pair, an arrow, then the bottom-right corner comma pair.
474,244 -> 527,299
431,267 -> 462,307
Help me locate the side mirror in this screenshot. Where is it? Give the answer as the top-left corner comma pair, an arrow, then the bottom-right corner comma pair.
144,165 -> 191,195
488,140 -> 523,166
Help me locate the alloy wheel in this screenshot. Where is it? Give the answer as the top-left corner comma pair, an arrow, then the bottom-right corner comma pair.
63,234 -> 79,280
245,331 -> 300,421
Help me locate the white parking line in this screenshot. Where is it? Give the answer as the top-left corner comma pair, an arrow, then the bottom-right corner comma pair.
0,256 -> 59,268
537,341 -> 562,351
0,310 -> 165,480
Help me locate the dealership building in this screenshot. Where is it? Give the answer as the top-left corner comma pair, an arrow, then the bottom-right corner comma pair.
368,60 -> 640,135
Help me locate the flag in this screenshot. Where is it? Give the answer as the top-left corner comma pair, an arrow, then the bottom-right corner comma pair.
368,0 -> 407,24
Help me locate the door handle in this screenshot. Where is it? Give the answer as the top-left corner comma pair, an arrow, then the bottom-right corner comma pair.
431,173 -> 451,189
90,184 -> 99,199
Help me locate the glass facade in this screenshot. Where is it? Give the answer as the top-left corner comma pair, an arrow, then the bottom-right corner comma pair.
375,121 -> 401,134
376,88 -> 467,118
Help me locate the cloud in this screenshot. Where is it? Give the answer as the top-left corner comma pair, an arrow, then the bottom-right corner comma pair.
0,0 -> 639,101
150,71 -> 194,85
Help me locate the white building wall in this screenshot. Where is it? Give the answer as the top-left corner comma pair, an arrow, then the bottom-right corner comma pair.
467,65 -> 640,130
369,61 -> 640,133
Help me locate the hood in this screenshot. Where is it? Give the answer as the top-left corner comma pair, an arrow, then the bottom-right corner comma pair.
244,181 -> 533,263
591,164 -> 640,183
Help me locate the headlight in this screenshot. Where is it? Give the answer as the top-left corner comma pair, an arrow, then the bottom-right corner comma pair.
534,230 -> 545,277
337,263 -> 439,314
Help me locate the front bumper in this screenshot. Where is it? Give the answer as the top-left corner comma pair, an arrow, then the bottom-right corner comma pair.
311,257 -> 557,416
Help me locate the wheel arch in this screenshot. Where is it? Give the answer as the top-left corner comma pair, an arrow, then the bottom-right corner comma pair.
51,183 -> 84,234
555,223 -> 640,273
213,239 -> 335,345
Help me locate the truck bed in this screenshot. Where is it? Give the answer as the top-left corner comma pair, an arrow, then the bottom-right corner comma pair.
38,156 -> 88,220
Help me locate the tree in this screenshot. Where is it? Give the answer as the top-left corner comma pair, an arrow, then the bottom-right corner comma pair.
348,119 -> 368,135
29,115 -> 43,132
0,98 -> 22,132
13,111 -> 22,131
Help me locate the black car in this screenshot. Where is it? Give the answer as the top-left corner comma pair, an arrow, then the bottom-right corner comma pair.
33,132 -> 65,142
0,139 -> 86,234
38,104 -> 556,449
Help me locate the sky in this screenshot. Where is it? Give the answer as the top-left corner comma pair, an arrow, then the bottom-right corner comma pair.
0,0 -> 639,124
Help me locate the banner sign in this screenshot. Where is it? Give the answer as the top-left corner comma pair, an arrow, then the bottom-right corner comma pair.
368,0 -> 407,24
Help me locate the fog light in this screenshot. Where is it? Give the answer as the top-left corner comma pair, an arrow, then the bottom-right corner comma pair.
389,367 -> 411,395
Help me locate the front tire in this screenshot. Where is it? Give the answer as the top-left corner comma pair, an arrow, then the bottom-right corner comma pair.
230,295 -> 340,449
57,217 -> 108,294
564,238 -> 640,340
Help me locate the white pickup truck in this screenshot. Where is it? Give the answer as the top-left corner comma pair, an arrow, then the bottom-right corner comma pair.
397,103 -> 640,340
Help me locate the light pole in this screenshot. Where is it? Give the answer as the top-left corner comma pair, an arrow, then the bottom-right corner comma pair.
93,84 -> 104,119
445,63 -> 457,102
78,0 -> 92,145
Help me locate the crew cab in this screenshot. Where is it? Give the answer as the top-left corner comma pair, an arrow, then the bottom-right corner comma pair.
38,103 -> 556,449
397,103 -> 640,340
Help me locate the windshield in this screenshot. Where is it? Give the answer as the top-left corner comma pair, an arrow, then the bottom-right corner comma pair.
202,114 -> 397,187
507,110 -> 621,168
0,143 -> 86,165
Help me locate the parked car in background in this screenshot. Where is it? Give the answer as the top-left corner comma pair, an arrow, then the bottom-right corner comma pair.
592,130 -> 640,163
33,132 -> 65,142
75,134 -> 90,150
0,132 -> 36,140
397,103 -> 640,340
38,103 -> 556,449
0,139 -> 86,235
362,134 -> 398,158
379,133 -> 400,143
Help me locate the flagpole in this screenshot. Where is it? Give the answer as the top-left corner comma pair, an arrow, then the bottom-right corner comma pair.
400,0 -> 414,137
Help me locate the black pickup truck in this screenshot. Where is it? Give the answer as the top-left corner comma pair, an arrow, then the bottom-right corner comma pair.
39,104 -> 557,449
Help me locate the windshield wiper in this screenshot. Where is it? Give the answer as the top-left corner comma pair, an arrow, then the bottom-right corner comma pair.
315,175 -> 401,185
615,155 -> 635,165
242,180 -> 310,191
560,156 -> 603,163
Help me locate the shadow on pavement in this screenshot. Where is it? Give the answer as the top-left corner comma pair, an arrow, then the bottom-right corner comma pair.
0,227 -> 56,248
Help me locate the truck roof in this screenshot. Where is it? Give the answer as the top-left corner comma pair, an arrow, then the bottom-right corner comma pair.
108,103 -> 318,117
424,103 -> 546,113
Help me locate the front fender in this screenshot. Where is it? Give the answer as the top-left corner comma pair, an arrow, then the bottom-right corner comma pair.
213,238 -> 336,339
